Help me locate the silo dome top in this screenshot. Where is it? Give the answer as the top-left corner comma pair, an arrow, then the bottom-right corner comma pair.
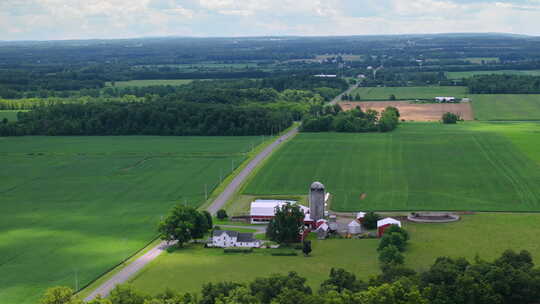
310,181 -> 325,190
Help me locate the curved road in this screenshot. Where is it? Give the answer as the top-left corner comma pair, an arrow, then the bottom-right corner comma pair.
84,126 -> 298,302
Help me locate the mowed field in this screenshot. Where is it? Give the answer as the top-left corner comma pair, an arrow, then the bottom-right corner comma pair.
351,86 -> 469,100
0,136 -> 260,304
129,213 -> 540,296
339,101 -> 474,121
244,122 -> 540,212
471,94 -> 540,121
105,79 -> 196,87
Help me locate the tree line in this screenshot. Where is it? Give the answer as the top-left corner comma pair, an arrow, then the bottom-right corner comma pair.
40,248 -> 540,304
467,74 -> 540,94
301,105 -> 400,133
0,101 -> 293,136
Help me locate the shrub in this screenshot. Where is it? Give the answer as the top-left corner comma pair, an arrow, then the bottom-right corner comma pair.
217,209 -> 228,220
378,232 -> 406,252
363,212 -> 382,230
442,112 -> 460,124
379,245 -> 405,266
224,248 -> 253,253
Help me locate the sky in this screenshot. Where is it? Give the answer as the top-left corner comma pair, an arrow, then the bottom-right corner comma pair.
1,0 -> 540,40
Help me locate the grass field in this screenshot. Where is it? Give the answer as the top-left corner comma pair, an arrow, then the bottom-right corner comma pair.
0,110 -> 28,122
129,213 -> 540,296
471,94 -> 540,121
105,79 -> 197,87
351,86 -> 469,100
447,70 -> 540,79
464,57 -> 500,64
243,122 -> 540,212
0,136 -> 263,304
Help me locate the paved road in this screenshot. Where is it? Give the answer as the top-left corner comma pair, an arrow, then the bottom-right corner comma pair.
329,84 -> 358,105
83,126 -> 298,302
207,126 -> 298,215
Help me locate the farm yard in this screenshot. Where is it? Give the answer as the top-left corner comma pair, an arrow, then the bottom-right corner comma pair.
0,136 -> 261,304
244,122 -> 540,212
471,94 -> 540,121
128,213 -> 540,296
339,101 -> 474,121
351,86 -> 469,100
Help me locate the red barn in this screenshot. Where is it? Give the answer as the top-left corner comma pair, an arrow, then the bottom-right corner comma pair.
377,218 -> 402,237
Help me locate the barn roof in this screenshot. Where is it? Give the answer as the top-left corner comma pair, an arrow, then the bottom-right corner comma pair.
348,220 -> 361,227
250,200 -> 309,217
377,218 -> 402,228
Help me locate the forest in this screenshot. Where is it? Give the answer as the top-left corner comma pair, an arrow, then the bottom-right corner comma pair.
467,74 -> 540,93
0,102 -> 293,136
301,105 -> 400,133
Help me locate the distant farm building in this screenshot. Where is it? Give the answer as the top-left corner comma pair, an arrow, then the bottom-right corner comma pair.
435,96 -> 456,103
249,199 -> 313,225
377,218 -> 402,237
314,74 -> 337,78
210,230 -> 261,248
348,220 -> 362,234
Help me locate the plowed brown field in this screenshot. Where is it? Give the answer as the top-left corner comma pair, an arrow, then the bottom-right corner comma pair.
339,101 -> 474,121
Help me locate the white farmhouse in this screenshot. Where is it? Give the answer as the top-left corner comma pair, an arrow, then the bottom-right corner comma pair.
211,230 -> 261,248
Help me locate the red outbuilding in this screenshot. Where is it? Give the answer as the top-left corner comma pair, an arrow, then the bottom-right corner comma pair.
377,218 -> 402,237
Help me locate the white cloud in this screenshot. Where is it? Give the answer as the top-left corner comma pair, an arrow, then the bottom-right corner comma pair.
1,0 -> 540,40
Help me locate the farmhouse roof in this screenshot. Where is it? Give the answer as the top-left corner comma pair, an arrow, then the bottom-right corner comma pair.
213,230 -> 257,242
237,232 -> 257,242
357,212 -> 366,219
377,218 -> 402,228
213,230 -> 239,238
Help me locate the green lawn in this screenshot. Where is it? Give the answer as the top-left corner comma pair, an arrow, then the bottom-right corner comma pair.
243,122 -> 540,212
0,136 -> 262,304
106,79 -> 197,87
130,239 -> 381,295
129,213 -> 540,296
351,86 -> 469,100
471,94 -> 540,121
447,70 -> 540,79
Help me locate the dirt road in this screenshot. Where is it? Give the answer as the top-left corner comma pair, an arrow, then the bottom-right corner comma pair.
83,126 -> 298,302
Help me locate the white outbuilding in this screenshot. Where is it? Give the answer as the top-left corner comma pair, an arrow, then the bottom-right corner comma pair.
348,220 -> 362,234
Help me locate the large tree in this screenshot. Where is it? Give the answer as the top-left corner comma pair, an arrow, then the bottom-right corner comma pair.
158,205 -> 211,247
265,203 -> 305,244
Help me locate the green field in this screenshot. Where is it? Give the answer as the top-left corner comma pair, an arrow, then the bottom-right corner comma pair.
244,122 -> 540,212
471,94 -> 540,121
129,213 -> 540,296
447,70 -> 540,79
0,110 -> 26,122
464,57 -> 500,64
106,79 -> 197,87
351,86 -> 469,100
0,136 -> 262,304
